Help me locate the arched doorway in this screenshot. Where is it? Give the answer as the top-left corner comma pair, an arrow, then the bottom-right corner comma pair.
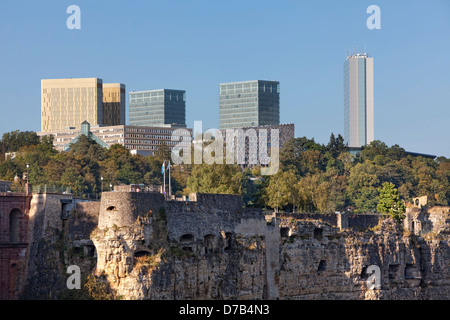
9,209 -> 21,243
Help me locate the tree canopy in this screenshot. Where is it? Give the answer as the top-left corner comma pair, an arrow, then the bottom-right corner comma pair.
0,131 -> 448,212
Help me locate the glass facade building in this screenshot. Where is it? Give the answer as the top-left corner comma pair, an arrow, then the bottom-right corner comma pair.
219,80 -> 280,129
129,89 -> 186,127
344,53 -> 374,148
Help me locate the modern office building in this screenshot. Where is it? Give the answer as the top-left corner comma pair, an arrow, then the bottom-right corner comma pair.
102,83 -> 126,126
37,123 -> 192,156
129,89 -> 186,128
344,53 -> 374,148
219,80 -> 280,129
41,78 -> 126,132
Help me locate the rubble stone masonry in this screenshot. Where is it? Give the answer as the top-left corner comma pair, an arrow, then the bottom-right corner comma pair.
1,190 -> 448,300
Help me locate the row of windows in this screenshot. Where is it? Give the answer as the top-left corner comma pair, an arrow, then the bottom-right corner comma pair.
125,139 -> 187,146
220,109 -> 279,115
46,87 -> 99,94
105,139 -> 124,144
96,128 -> 124,133
125,134 -> 170,139
124,127 -> 186,134
97,134 -> 123,139
129,118 -> 185,125
220,83 -> 280,95
129,106 -> 185,113
220,106 -> 278,113
129,114 -> 165,120
130,92 -> 185,101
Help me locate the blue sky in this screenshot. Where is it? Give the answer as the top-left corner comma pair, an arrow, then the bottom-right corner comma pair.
0,0 -> 449,157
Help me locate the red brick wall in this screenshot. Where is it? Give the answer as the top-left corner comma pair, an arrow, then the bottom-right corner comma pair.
0,193 -> 31,300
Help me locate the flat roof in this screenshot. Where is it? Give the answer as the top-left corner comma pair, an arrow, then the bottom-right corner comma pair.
219,80 -> 279,85
129,89 -> 185,94
405,151 -> 437,159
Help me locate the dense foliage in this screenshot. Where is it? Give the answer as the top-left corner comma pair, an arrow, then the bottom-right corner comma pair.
0,131 -> 448,214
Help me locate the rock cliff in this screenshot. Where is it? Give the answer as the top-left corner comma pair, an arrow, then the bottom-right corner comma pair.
89,192 -> 449,300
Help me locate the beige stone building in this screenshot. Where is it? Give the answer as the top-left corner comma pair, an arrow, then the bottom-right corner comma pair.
41,78 -> 125,132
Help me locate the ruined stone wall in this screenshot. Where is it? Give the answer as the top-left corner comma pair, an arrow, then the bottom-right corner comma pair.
424,207 -> 450,234
23,194 -> 99,299
276,216 -> 449,299
346,214 -> 386,231
91,192 -> 450,300
17,191 -> 450,300
91,192 -> 268,300
404,206 -> 450,236
277,213 -> 338,228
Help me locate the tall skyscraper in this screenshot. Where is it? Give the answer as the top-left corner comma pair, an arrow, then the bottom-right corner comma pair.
102,83 -> 126,126
344,53 -> 374,148
129,89 -> 186,127
41,78 -> 126,132
219,80 -> 280,129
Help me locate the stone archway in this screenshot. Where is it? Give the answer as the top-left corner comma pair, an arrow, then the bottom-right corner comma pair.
9,209 -> 21,243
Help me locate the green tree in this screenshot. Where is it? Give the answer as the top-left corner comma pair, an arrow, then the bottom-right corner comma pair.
0,130 -> 40,153
313,170 -> 348,213
347,161 -> 381,212
280,137 -> 324,175
265,170 -> 299,212
187,164 -> 243,195
326,133 -> 347,158
377,182 -> 406,223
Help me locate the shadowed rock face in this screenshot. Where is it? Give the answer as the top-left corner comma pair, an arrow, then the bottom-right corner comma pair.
91,192 -> 450,300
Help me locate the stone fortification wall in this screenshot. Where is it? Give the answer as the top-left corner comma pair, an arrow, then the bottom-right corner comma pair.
18,191 -> 450,300
23,194 -> 99,299
277,213 -> 338,228
165,200 -> 262,243
66,202 -> 100,241
98,191 -> 165,229
346,214 -> 387,231
91,192 -> 449,300
276,212 -> 386,232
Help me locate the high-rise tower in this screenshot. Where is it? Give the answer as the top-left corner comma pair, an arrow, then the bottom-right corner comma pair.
344,53 -> 374,148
